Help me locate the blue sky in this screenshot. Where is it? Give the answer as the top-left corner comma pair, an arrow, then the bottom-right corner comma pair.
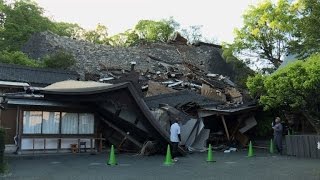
36,0 -> 267,43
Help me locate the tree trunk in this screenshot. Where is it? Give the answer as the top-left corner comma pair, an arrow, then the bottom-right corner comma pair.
302,111 -> 320,135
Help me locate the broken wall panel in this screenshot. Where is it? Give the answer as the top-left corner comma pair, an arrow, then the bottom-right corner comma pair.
189,129 -> 210,152
239,116 -> 257,133
180,119 -> 198,146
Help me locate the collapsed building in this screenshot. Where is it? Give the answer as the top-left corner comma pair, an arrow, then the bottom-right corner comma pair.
0,32 -> 257,155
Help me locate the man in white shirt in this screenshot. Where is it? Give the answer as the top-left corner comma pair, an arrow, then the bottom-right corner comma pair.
170,117 -> 181,162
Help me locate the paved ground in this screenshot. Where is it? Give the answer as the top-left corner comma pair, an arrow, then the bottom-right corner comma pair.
3,150 -> 320,180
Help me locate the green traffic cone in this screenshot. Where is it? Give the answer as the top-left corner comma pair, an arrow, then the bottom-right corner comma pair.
206,144 -> 216,162
163,144 -> 173,166
269,139 -> 275,154
107,145 -> 117,166
247,141 -> 254,157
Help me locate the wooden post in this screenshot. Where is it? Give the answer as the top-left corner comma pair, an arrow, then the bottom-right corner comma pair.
221,115 -> 230,140
33,138 -> 35,155
90,138 -> 93,153
101,119 -> 143,148
57,138 -> 60,153
99,133 -> 102,152
44,138 -> 46,153
78,139 -> 80,153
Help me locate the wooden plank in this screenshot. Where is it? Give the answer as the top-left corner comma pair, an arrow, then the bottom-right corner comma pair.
308,136 -> 317,158
101,118 -> 143,148
286,135 -> 320,158
78,139 -> 80,153
311,135 -> 320,159
33,138 -> 35,155
90,138 -> 93,153
303,135 -> 310,158
292,136 -> 298,156
99,134 -> 103,152
285,136 -> 292,155
309,135 -> 317,158
297,136 -> 304,157
44,138 -> 46,154
220,115 -> 230,140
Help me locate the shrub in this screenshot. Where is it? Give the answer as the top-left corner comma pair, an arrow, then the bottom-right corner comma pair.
0,50 -> 40,67
43,50 -> 76,70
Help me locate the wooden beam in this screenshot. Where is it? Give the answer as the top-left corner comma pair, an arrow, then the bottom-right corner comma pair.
221,115 -> 230,140
101,118 -> 143,148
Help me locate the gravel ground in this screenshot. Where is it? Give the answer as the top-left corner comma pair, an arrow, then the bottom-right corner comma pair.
3,150 -> 320,180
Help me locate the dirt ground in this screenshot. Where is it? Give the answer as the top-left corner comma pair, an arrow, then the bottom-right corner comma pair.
3,150 -> 320,180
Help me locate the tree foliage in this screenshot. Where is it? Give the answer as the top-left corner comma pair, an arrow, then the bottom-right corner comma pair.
0,0 -> 57,51
43,50 -> 75,70
0,50 -> 40,67
134,19 -> 174,43
108,29 -> 139,47
82,24 -> 109,44
289,0 -> 320,58
107,19 -> 176,46
247,54 -> 320,134
0,0 -> 84,51
232,0 -> 320,71
232,0 -> 296,70
52,22 -> 84,38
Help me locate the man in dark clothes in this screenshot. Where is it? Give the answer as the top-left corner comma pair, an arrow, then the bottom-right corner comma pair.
170,117 -> 181,162
272,117 -> 283,154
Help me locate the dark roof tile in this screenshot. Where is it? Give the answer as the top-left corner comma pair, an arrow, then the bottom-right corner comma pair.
0,63 -> 79,87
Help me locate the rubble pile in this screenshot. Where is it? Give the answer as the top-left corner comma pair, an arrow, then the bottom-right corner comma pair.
20,31 -> 256,154
22,31 -> 236,81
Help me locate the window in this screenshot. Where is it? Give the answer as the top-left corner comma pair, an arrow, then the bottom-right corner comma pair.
79,113 -> 94,134
42,112 -> 60,134
22,111 -> 94,135
61,113 -> 78,134
23,111 -> 42,134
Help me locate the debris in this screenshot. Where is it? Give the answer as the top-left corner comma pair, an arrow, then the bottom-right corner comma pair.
239,116 -> 257,133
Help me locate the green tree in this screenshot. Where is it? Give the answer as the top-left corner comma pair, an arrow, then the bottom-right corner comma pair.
134,19 -> 174,42
0,50 -> 40,67
109,29 -> 139,47
0,0 -> 57,51
289,0 -> 320,58
52,22 -> 84,38
247,54 -> 320,134
82,24 -> 109,44
232,0 -> 296,70
43,50 -> 75,70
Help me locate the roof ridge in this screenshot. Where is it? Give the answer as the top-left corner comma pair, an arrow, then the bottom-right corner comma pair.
0,63 -> 78,75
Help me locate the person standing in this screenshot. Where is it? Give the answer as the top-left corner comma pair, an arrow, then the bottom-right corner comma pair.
272,117 -> 283,154
170,117 -> 181,162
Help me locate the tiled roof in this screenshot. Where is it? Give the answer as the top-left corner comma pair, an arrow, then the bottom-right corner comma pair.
0,63 -> 79,87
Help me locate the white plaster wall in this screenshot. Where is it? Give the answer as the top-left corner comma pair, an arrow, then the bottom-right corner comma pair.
21,138 -> 94,150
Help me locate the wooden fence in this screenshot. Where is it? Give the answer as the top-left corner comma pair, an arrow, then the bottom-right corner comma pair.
286,135 -> 320,158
